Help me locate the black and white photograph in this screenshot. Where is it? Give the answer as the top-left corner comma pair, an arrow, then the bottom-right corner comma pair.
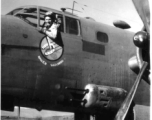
1,0 -> 150,120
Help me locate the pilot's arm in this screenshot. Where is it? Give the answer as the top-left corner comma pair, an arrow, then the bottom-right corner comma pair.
45,25 -> 57,39
39,24 -> 57,39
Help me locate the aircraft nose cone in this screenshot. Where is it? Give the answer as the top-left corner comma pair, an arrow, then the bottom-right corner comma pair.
1,15 -> 17,44
1,15 -> 26,45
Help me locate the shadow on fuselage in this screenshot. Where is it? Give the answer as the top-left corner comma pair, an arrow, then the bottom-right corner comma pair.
54,31 -> 64,47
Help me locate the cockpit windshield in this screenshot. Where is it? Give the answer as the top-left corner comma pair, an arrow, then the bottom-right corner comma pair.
7,8 -> 23,15
7,6 -> 38,27
7,7 -> 37,15
6,6 -> 64,31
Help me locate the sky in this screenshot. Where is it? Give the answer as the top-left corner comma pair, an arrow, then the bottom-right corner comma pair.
1,0 -> 143,32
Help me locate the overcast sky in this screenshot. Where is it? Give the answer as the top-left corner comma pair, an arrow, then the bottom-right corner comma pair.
1,0 -> 144,32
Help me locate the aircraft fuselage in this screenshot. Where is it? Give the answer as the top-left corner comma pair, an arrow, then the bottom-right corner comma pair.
1,6 -> 150,114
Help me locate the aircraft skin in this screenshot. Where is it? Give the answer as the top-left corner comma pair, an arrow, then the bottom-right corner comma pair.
1,5 -> 150,120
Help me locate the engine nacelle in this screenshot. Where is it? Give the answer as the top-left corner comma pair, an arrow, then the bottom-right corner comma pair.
128,56 -> 140,74
82,84 -> 127,110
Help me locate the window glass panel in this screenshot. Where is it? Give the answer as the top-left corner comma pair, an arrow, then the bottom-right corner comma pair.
25,17 -> 37,27
65,17 -> 79,35
97,32 -> 108,43
14,7 -> 38,27
7,8 -> 23,15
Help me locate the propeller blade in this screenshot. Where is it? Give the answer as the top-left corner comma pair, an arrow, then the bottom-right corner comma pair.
132,0 -> 150,33
114,62 -> 148,120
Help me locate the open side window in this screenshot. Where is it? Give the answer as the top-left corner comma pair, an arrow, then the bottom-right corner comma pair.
65,16 -> 80,36
39,8 -> 64,32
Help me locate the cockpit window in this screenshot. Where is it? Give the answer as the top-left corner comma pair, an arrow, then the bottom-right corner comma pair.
10,7 -> 64,30
39,9 -> 64,32
7,8 -> 23,15
65,17 -> 80,35
11,7 -> 38,27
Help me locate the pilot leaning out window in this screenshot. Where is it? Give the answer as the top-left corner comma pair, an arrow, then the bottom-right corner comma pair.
38,12 -> 62,40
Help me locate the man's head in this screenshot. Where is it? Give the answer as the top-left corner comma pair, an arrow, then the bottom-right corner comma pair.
44,16 -> 52,24
44,12 -> 55,27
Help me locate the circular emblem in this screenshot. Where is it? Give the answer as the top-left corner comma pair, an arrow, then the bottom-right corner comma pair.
40,36 -> 63,61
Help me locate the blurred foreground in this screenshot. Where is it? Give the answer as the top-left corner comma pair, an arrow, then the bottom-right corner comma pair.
1,107 -> 74,120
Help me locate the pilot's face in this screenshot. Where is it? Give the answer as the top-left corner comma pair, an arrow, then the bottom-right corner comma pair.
45,16 -> 52,26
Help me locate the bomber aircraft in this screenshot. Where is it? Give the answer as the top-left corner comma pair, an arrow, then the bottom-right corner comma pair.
1,0 -> 150,120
